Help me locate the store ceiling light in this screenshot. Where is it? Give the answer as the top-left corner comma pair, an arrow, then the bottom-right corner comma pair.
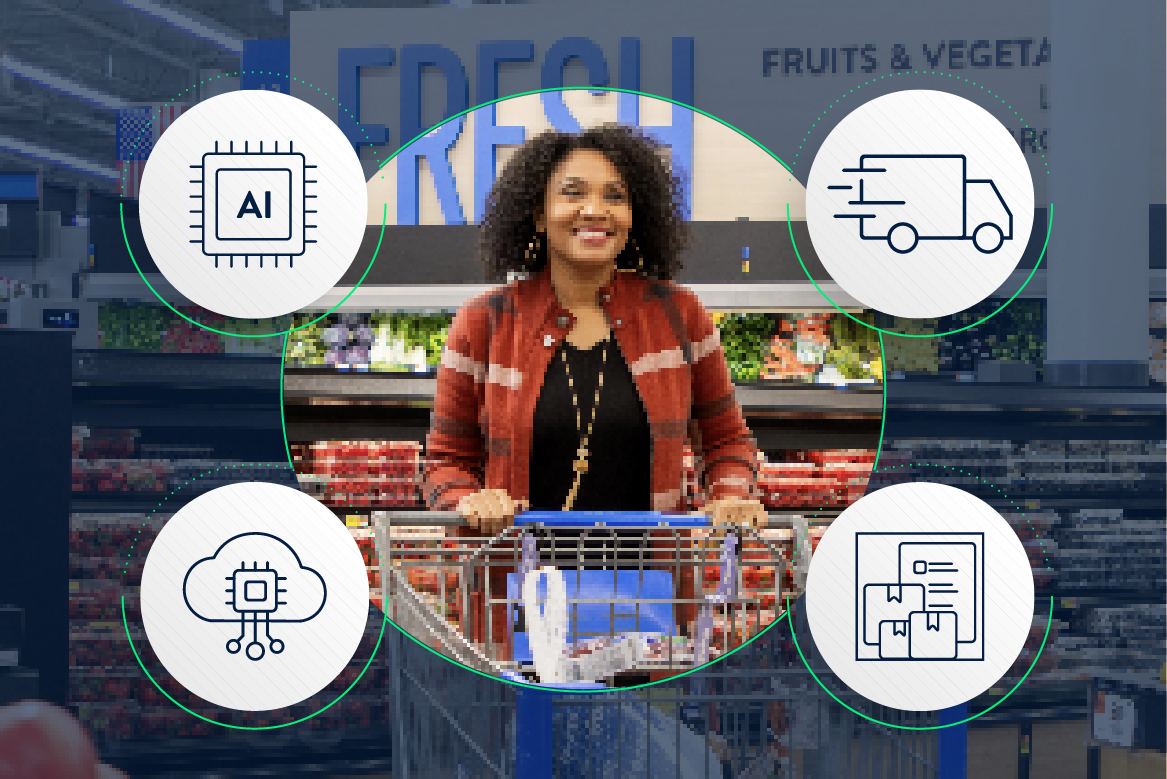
1,55 -> 128,111
117,0 -> 245,55
0,133 -> 120,181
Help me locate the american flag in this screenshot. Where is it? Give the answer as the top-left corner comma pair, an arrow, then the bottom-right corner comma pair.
116,103 -> 186,199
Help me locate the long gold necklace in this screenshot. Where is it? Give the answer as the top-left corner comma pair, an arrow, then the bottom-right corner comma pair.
561,336 -> 609,511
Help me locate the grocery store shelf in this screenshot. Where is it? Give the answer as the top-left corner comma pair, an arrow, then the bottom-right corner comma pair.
69,494 -> 192,513
79,269 -> 1167,309
885,379 -> 1165,410
73,349 -> 281,388
303,282 -> 870,312
283,370 -> 884,413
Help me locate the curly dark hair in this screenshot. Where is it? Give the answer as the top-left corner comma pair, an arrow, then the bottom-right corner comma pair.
479,123 -> 691,283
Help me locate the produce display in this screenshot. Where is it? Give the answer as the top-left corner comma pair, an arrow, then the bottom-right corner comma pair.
286,312 -> 453,371
297,439 -> 875,513
291,440 -> 423,507
879,299 -> 1046,376
97,302 -> 285,356
756,448 -> 876,509
285,311 -> 882,383
718,312 -> 882,384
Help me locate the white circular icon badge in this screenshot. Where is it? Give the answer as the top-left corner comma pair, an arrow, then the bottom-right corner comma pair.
140,482 -> 370,711
139,90 -> 367,319
805,482 -> 1034,711
806,90 -> 1034,319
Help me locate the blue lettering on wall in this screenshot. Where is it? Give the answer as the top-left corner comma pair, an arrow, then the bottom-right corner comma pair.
618,37 -> 641,122
1035,37 -> 1051,66
640,37 -> 694,219
761,48 -> 782,78
840,46 -> 858,73
400,44 -> 469,147
890,43 -> 910,69
807,48 -> 829,74
922,42 -> 945,68
1017,38 -> 1035,66
539,36 -> 610,133
995,39 -> 1014,67
861,44 -> 877,72
399,44 -> 469,226
397,115 -> 466,226
474,40 -> 534,223
970,39 -> 992,67
337,47 -> 395,150
949,40 -> 966,69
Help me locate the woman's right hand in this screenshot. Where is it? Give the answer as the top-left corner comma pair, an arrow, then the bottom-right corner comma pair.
456,488 -> 528,535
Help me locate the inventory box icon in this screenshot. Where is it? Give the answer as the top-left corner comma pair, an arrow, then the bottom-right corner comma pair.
192,141 -> 317,266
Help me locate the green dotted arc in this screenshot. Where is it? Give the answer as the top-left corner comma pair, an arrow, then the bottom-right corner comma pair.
114,461 -> 387,729
788,594 -> 1054,730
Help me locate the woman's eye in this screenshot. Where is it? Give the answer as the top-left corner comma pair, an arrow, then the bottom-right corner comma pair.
606,190 -> 626,202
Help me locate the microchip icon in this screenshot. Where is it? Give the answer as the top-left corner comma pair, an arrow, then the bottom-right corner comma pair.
193,141 -> 316,267
230,565 -> 282,614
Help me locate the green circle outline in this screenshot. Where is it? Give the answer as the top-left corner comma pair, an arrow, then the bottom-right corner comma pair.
790,202 -> 1052,339
124,84 -> 803,338
788,594 -> 1054,730
276,329 -> 886,694
120,593 -> 388,731
116,463 -> 389,730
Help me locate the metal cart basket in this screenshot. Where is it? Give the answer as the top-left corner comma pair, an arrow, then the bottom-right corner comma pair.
374,510 -> 811,684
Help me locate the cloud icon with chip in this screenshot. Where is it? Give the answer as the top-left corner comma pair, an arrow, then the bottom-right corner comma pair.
183,532 -> 327,661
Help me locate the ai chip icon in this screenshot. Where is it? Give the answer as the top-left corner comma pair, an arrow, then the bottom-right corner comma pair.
194,142 -> 317,267
138,89 -> 368,320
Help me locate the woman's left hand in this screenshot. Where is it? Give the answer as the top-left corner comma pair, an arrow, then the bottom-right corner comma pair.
699,497 -> 768,529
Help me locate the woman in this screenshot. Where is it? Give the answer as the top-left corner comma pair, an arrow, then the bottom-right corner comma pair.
423,123 -> 766,529
420,124 -> 767,667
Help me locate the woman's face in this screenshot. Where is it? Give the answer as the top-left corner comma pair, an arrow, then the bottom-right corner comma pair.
536,148 -> 632,271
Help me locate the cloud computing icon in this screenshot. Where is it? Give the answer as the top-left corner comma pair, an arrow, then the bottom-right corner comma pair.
183,532 -> 327,663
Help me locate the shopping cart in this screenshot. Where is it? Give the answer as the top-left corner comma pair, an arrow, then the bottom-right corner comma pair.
373,510 -> 812,685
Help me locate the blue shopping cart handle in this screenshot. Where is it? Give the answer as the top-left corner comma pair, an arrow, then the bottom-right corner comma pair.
516,510 -> 711,528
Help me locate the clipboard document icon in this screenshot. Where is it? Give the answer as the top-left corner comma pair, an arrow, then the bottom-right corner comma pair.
855,532 -> 984,661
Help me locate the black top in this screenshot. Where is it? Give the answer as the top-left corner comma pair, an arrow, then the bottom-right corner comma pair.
528,335 -> 652,512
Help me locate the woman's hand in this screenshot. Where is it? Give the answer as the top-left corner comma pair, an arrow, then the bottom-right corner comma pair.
700,496 -> 768,529
456,488 -> 529,535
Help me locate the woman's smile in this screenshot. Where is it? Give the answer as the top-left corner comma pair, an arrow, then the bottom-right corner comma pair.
572,224 -> 615,246
537,148 -> 633,267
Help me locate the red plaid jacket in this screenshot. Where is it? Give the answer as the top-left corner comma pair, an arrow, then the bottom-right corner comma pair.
421,268 -> 760,513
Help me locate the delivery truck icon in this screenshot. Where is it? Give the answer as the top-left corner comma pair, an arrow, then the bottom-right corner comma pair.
831,154 -> 1013,255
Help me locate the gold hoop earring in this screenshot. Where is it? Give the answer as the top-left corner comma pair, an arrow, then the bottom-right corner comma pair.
618,237 -> 645,273
525,233 -> 541,266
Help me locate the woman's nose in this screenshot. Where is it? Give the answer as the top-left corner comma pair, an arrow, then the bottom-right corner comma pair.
580,196 -> 605,216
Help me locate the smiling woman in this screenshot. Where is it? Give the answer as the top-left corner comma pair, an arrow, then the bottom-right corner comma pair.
418,124 -> 769,684
428,123 -> 767,530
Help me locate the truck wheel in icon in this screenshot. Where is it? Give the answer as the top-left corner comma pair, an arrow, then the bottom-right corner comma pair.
887,223 -> 919,254
972,222 -> 1005,254
832,155 -> 1015,256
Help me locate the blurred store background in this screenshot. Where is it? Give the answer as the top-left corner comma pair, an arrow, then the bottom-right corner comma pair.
0,1 -> 1163,778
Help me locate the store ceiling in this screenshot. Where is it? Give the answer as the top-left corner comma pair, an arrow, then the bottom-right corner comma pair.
0,0 -> 464,192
